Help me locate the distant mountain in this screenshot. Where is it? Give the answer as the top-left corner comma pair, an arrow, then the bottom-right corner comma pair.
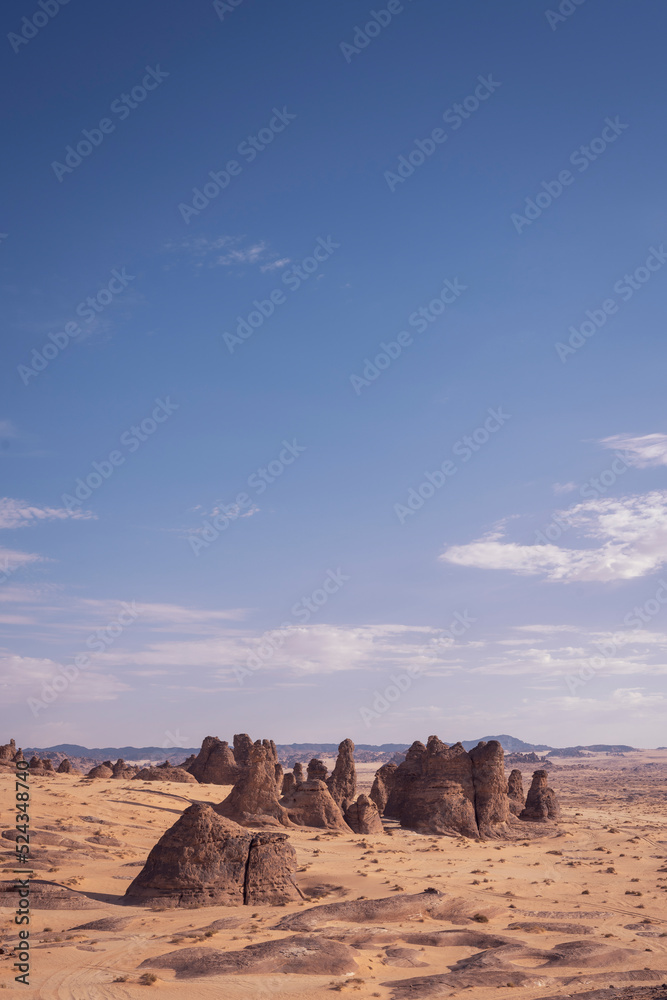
22,736 -> 638,765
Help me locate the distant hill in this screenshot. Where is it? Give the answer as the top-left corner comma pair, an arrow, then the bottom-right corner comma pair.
22,735 -> 638,767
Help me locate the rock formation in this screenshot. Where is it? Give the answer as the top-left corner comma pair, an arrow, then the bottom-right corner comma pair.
233,733 -> 254,769
344,794 -> 384,834
307,758 -> 328,782
293,762 -> 305,784
384,737 -> 522,838
56,759 -> 81,775
42,759 -> 54,772
370,761 -> 397,815
468,740 -> 510,836
134,765 -> 197,783
86,764 -> 113,779
187,736 -> 241,785
280,779 -> 349,831
384,741 -> 427,820
327,738 -> 357,813
216,742 -> 291,827
274,762 -> 284,792
519,770 -> 561,821
281,772 -> 296,796
507,769 -> 525,816
125,803 -> 300,907
28,755 -> 42,769
111,758 -> 135,779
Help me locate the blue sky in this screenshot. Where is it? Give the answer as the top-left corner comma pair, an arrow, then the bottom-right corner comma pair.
2,0 -> 667,749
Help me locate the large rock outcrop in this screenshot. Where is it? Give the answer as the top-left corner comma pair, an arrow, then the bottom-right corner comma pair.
519,770 -> 561,821
124,803 -> 300,907
216,742 -> 291,828
293,762 -> 305,784
281,772 -> 296,797
188,737 -> 241,785
307,758 -> 328,782
86,764 -> 113,779
370,761 -> 397,815
134,764 -> 197,784
280,779 -> 349,831
469,740 -> 510,836
507,769 -> 525,816
56,759 -> 81,775
0,739 -> 16,762
384,737 -> 518,838
344,794 -> 384,834
233,733 -> 254,769
327,738 -> 356,813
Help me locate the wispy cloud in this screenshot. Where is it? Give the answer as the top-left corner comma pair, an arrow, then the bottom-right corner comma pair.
0,497 -> 96,530
162,235 -> 290,272
441,491 -> 667,583
600,432 -> 667,468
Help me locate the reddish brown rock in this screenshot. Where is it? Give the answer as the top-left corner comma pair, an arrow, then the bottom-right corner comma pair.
86,764 -> 113,779
56,758 -> 82,775
0,739 -> 16,762
233,733 -> 254,769
384,741 -> 427,821
274,762 -> 284,792
42,759 -> 54,772
293,762 -> 305,784
344,794 -> 384,834
280,779 -> 349,831
111,758 -> 135,779
134,765 -> 197,784
327,738 -> 357,813
307,758 -> 328,782
370,761 -> 397,815
244,831 -> 302,905
216,742 -> 291,828
401,741 -> 479,837
469,740 -> 510,836
28,755 -> 42,770
281,772 -> 296,796
519,770 -> 561,821
188,736 -> 241,785
125,803 -> 299,907
507,769 -> 525,816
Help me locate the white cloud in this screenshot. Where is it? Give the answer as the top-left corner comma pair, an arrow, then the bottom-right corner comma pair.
600,432 -> 667,468
441,491 -> 667,582
162,235 -> 289,272
553,481 -> 577,494
0,497 -> 95,529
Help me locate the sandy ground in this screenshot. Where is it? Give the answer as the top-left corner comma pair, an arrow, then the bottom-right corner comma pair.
1,750 -> 666,999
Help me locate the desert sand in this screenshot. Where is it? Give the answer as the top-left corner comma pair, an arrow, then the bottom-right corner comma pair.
1,749 -> 666,999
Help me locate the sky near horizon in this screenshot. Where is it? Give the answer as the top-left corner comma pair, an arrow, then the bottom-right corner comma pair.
2,0 -> 667,750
